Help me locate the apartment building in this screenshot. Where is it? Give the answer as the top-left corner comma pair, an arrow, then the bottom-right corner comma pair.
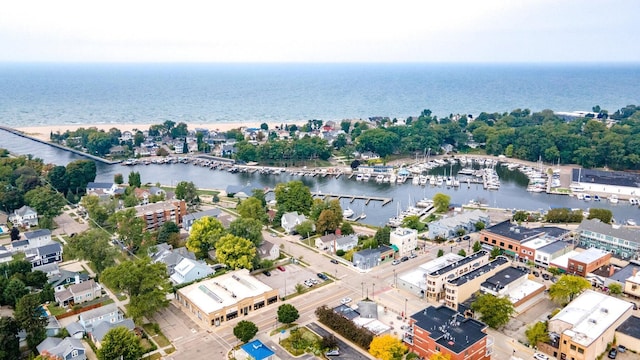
578,218 -> 640,259
424,251 -> 490,302
444,256 -> 510,310
133,200 -> 187,231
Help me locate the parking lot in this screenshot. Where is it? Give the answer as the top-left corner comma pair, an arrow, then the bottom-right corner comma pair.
254,263 -> 330,298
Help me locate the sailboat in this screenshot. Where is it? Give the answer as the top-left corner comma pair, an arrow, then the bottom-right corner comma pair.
358,204 -> 367,220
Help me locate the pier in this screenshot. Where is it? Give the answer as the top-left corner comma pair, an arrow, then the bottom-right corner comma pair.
310,191 -> 393,206
0,126 -> 121,165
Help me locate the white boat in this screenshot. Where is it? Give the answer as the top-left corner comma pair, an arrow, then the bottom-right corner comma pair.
570,183 -> 585,192
626,219 -> 637,226
429,176 -> 436,186
609,195 -> 619,204
356,173 -> 363,181
576,193 -> 584,200
343,208 -> 354,218
412,176 -> 420,185
375,174 -> 384,183
593,195 -> 601,201
362,173 -> 371,182
419,175 -> 428,186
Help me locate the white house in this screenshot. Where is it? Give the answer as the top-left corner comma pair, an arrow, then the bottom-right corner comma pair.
389,227 -> 418,257
23,229 -> 53,248
169,258 -> 214,285
281,211 -> 308,234
258,241 -> 280,261
9,205 -> 38,227
85,182 -> 118,196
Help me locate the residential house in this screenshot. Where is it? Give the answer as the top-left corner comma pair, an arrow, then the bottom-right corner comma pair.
257,240 -> 279,261
169,258 -> 214,285
546,290 -> 633,360
91,319 -> 136,348
150,243 -> 196,276
390,227 -> 418,257
577,218 -> 640,259
281,211 -> 308,234
85,182 -> 119,196
0,246 -> 13,263
48,270 -> 90,292
34,263 -> 61,277
77,304 -> 124,333
55,279 -> 102,307
108,145 -> 126,157
10,239 -> 30,253
331,235 -> 358,253
37,337 -> 86,360
45,316 -> 62,337
9,205 -> 38,227
26,242 -> 63,267
183,208 -> 222,232
352,245 -> 395,271
404,305 -> 491,360
23,229 -> 53,248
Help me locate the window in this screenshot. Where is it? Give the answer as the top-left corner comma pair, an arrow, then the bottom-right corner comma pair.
72,350 -> 79,357
435,346 -> 440,351
577,265 -> 584,272
578,348 -> 584,354
570,344 -> 576,350
499,242 -> 504,247
508,244 -> 513,249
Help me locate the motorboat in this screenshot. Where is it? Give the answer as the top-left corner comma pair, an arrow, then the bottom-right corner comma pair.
593,195 -> 601,201
628,197 -> 638,206
343,208 -> 354,218
626,219 -> 637,226
583,194 -> 592,201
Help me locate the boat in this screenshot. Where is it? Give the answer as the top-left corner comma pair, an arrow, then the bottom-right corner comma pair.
375,174 -> 384,183
570,183 -> 585,192
356,173 -> 363,181
609,195 -> 618,204
343,208 -> 354,218
411,176 -> 420,185
419,175 -> 428,186
362,173 -> 371,182
626,219 -> 637,226
576,193 -> 584,200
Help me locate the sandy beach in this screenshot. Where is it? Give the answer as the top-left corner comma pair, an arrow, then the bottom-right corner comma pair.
15,121 -> 303,142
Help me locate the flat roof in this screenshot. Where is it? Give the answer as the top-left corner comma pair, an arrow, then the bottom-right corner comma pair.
616,315 -> 640,340
571,247 -> 610,263
550,250 -> 581,269
241,340 -> 275,360
521,236 -> 557,250
411,306 -> 487,354
178,269 -> 273,314
429,251 -> 488,276
134,200 -> 182,216
449,257 -> 509,286
484,220 -> 547,242
610,261 -> 640,283
572,168 -> 640,188
579,218 -> 640,245
551,290 -> 632,347
478,265 -> 527,291
419,253 -> 464,273
504,279 -> 545,304
538,240 -> 572,254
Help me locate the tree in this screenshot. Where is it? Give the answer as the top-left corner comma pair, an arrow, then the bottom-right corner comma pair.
402,215 -> 425,231
10,227 -> 19,241
437,249 -> 444,257
525,321 -> 550,349
236,197 -> 266,222
0,317 -> 20,360
65,159 -> 96,195
277,304 -> 300,324
15,294 -> 47,350
233,320 -> 258,343
432,193 -> 450,213
47,165 -> 68,195
214,234 -> 257,270
81,195 -> 114,229
97,326 -> 143,360
275,181 -> 313,215
114,173 -> 124,185
513,210 -> 529,222
548,275 -> 591,305
474,221 -> 486,231
470,293 -> 515,329
547,267 -> 562,276
128,171 -> 141,188
3,278 -> 28,307
186,216 -> 226,258
110,209 -> 145,252
609,282 -> 623,295
229,218 -> 264,247
457,249 -> 466,257
316,209 -> 341,235
490,246 -> 501,259
24,186 -> 66,218
472,241 -> 482,253
157,221 -> 180,244
175,181 -> 199,207
65,229 -> 118,273
294,220 -> 315,237
101,258 -> 170,322
340,222 -> 354,235
374,226 -> 391,246
321,334 -> 338,350
368,334 -> 408,360
587,208 -> 613,224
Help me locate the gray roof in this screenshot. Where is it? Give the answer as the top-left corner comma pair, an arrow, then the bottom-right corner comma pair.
35,242 -> 62,256
65,322 -> 85,336
79,303 -> 119,322
480,265 -> 527,291
538,240 -> 572,254
572,168 -> 640,187
430,250 -> 488,276
92,319 -> 135,342
449,257 -> 509,286
356,301 -> 378,319
484,220 -> 558,242
184,208 -> 222,223
34,262 -> 60,274
333,304 -> 360,320
48,270 -> 89,288
571,247 -> 610,263
610,261 -> 640,283
23,229 -> 51,239
12,239 -> 29,248
14,205 -> 36,216
86,182 -> 115,189
579,218 -> 640,243
411,306 -> 487,354
37,337 -> 85,359
616,315 -> 640,339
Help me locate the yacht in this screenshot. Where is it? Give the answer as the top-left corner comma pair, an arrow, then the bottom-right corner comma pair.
419,175 -> 428,186
593,195 -> 601,201
356,173 -> 364,181
343,208 -> 354,218
627,219 -> 637,226
362,173 -> 371,182
412,176 -> 420,185
375,174 -> 384,183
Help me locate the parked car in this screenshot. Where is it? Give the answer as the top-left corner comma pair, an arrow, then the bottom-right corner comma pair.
456,237 -> 462,242
463,235 -> 471,241
533,271 -> 540,277
608,348 -> 617,359
542,273 -> 550,280
617,345 -> 626,353
277,266 -> 286,272
392,259 -> 401,265
400,256 -> 409,262
317,273 -> 328,280
263,270 -> 271,277
330,259 -> 339,264
409,253 -> 418,259
533,353 -> 550,360
340,297 -> 352,304
326,349 -> 340,356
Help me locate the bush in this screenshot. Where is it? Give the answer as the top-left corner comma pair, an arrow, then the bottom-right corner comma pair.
315,305 -> 374,349
336,250 -> 345,256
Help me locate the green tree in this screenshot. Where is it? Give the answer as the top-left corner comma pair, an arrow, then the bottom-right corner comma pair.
228,218 -> 264,246
186,216 -> 226,258
233,320 -> 258,343
437,249 -> 444,257
513,211 -> 529,222
457,249 -> 466,257
340,222 -> 354,235
275,181 -> 313,215
368,334 -> 407,360
114,173 -> 124,185
473,241 -> 482,253
65,229 -> 118,273
490,246 -> 501,259
316,209 -> 341,235
157,221 -> 180,244
525,321 -> 550,347
432,193 -> 451,213
236,197 -> 266,222
128,171 -> 141,188
548,275 -> 591,305
24,186 -> 66,218
0,317 -> 20,360
101,258 -> 170,322
374,226 -> 391,246
3,278 -> 28,307
294,220 -> 315,237
65,159 -> 96,195
277,304 -> 300,324
547,267 -> 562,276
609,282 -> 622,295
15,294 -> 47,351
355,128 -> 399,157
175,181 -> 199,207
215,234 -> 257,270
474,221 -> 486,231
401,215 -> 425,231
587,208 -> 613,224
110,208 -> 145,252
470,293 -> 515,329
97,326 -> 143,360
46,165 -> 68,195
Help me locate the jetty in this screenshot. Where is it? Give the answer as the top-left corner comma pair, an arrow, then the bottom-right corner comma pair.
0,126 -> 121,165
264,188 -> 392,206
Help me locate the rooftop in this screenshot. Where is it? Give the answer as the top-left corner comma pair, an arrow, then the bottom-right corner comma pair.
550,250 -> 581,269
538,240 -> 572,254
419,253 -> 463,274
478,264 -> 526,291
572,168 -> 640,188
616,315 -> 640,340
484,220 -> 568,242
177,269 -> 274,314
241,340 -> 275,360
429,251 -> 488,276
571,247 -> 610,263
23,229 -> 52,239
411,305 -> 488,354
449,257 -> 509,286
609,261 -> 640,283
550,290 -> 632,347
134,200 -> 183,216
183,208 -> 221,222
579,218 -> 640,245
521,236 -> 558,250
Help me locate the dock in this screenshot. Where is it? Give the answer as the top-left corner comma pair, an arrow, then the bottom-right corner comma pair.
310,191 -> 393,206
0,126 -> 121,165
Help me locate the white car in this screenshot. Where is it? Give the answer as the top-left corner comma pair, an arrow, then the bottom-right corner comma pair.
340,297 -> 352,305
533,353 -> 550,360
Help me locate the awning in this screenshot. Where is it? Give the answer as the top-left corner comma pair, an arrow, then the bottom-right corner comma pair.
391,244 -> 399,252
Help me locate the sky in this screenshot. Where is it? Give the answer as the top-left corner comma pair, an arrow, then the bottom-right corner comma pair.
1,0 -> 638,63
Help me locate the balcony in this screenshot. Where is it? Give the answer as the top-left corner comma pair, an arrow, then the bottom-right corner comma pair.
402,333 -> 413,345
486,335 -> 494,348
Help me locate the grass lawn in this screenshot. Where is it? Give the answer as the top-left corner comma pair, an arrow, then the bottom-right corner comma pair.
142,323 -> 172,348
142,353 -> 162,360
279,327 -> 321,356
47,304 -> 67,316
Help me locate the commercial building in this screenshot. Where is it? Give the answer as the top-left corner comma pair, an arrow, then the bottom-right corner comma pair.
615,316 -> 640,353
623,268 -> 640,298
404,305 -> 491,360
479,266 -> 545,308
176,269 -> 278,327
424,251 -> 490,302
397,253 -> 463,297
547,290 -> 633,360
390,227 -> 418,257
352,245 -> 395,271
571,168 -> 640,198
577,218 -> 640,259
133,200 -> 187,231
534,240 -> 574,268
567,248 -> 611,277
479,220 -> 569,258
444,256 -> 510,311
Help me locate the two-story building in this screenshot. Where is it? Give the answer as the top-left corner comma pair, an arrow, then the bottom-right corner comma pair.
427,210 -> 490,240
169,258 -> 214,285
280,211 -> 309,234
534,240 -> 574,268
480,220 -> 570,259
424,251 -> 490,302
390,227 -> 418,257
577,218 -> 640,259
54,279 -> 102,307
26,242 -> 63,267
183,208 -> 222,232
567,247 -> 611,277
8,205 -> 38,227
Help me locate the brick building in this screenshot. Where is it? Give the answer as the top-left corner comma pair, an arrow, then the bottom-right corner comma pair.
567,248 -> 611,277
133,200 -> 187,231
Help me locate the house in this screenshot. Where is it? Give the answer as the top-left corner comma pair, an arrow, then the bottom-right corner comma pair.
183,208 -> 222,232
91,319 -> 136,348
37,337 -> 86,360
352,245 -> 395,271
23,229 -> 53,248
65,322 -> 85,339
257,241 -> 279,261
85,182 -> 119,196
77,304 -> 124,333
55,279 -> 102,306
26,242 -> 63,267
10,239 -> 30,253
546,290 -> 633,360
390,227 -> 418,257
108,145 -> 126,157
315,234 -> 338,250
0,246 -> 13,264
330,235 -> 358,253
48,270 -> 90,292
34,263 -> 61,277
404,305 -> 490,360
46,316 -> 63,337
281,211 -> 308,234
169,258 -> 214,285
150,243 -> 197,275
9,205 -> 38,227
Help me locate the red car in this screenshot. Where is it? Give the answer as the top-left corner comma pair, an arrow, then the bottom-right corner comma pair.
277,266 -> 286,272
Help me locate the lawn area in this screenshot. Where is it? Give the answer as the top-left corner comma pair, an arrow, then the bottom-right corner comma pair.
47,304 -> 67,316
142,323 -> 172,348
279,327 -> 322,356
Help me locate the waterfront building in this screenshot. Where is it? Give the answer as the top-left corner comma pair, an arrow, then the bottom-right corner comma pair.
571,168 -> 640,198
85,182 -> 119,196
479,220 -> 570,259
443,257 -> 511,311
390,227 -> 418,257
424,251 -> 490,302
352,245 -> 395,271
176,269 -> 278,327
404,305 -> 491,360
577,218 -> 640,259
280,211 -> 308,234
546,290 -> 633,360
397,253 -> 463,297
133,200 -> 187,231
427,210 -> 489,240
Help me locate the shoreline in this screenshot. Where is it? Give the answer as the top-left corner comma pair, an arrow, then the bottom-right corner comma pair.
15,121 -> 305,142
